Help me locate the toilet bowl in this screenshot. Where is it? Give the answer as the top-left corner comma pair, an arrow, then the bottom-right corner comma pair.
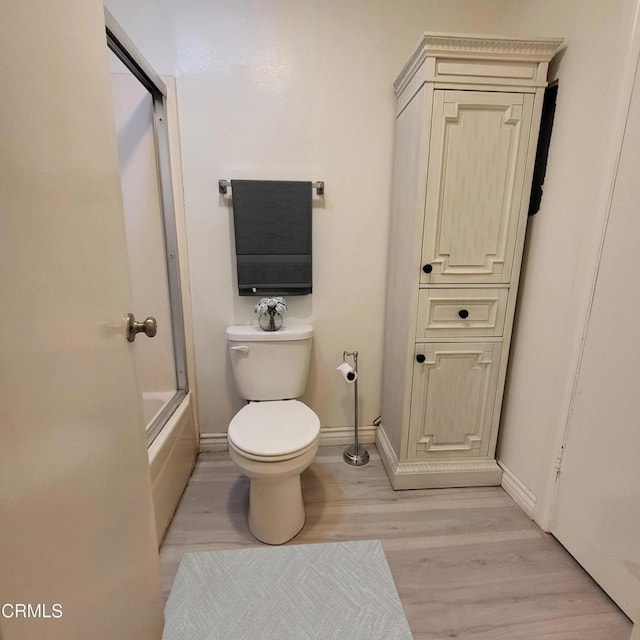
226,325 -> 320,544
228,400 -> 320,544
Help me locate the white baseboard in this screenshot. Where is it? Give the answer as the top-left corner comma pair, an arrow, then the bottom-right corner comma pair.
200,425 -> 377,453
497,459 -> 537,518
375,425 -> 400,484
199,432 -> 229,452
318,425 -> 377,447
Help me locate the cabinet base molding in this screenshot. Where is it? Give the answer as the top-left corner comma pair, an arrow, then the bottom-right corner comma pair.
376,426 -> 502,490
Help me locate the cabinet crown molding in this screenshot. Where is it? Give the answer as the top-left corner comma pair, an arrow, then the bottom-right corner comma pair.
395,32 -> 564,96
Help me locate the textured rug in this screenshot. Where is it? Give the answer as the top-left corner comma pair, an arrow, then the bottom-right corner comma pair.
163,539 -> 414,639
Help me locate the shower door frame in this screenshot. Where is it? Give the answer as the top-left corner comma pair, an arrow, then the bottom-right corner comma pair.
105,8 -> 188,446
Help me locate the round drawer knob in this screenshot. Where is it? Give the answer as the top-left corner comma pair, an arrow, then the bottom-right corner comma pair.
458,309 -> 469,319
416,354 -> 426,363
422,264 -> 433,274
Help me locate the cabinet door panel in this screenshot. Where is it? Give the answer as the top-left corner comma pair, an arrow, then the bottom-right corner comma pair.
421,90 -> 534,284
408,342 -> 502,459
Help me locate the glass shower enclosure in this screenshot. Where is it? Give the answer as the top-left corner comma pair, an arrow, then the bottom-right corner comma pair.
106,12 -> 187,446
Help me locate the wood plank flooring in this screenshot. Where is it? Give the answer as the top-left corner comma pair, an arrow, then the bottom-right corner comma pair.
160,447 -> 632,639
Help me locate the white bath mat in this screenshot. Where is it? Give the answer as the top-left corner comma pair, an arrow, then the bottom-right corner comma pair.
163,539 -> 413,639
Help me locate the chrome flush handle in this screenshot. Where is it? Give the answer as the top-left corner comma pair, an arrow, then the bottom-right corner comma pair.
126,313 -> 157,342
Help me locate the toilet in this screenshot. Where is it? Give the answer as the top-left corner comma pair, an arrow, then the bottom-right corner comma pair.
226,324 -> 320,544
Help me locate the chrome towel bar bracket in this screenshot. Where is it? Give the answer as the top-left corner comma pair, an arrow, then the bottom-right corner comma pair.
218,179 -> 324,196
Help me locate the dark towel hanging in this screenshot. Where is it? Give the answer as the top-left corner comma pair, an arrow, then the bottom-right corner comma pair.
231,180 -> 312,296
529,83 -> 558,216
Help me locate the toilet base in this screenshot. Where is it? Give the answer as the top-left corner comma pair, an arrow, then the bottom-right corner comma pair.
228,438 -> 319,545
248,474 -> 305,545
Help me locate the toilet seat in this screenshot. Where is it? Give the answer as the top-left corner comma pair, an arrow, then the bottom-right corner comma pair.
228,400 -> 320,459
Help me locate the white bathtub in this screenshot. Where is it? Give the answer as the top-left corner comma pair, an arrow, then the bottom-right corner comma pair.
147,393 -> 197,545
142,390 -> 175,424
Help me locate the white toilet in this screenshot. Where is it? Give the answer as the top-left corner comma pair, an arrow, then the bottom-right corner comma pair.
226,324 -> 320,544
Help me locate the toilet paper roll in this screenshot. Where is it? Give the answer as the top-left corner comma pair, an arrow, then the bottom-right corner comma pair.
336,362 -> 357,383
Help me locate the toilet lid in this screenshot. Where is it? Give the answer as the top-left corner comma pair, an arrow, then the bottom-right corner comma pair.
228,400 -> 320,457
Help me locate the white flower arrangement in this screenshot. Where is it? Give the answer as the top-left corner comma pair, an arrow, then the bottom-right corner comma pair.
255,297 -> 287,331
255,297 -> 287,317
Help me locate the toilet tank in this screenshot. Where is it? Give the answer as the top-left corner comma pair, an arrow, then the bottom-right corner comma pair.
226,325 -> 313,401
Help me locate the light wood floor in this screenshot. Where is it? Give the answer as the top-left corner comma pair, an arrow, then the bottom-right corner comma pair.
160,446 -> 632,639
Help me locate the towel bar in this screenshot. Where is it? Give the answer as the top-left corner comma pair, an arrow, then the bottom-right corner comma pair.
218,179 -> 324,196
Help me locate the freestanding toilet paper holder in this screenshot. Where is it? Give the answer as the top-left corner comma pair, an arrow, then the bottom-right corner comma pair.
341,350 -> 369,466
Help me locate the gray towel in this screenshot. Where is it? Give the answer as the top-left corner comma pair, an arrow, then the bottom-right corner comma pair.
231,180 -> 312,295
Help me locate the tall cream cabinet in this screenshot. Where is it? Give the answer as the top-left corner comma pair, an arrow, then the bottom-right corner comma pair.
378,34 -> 563,489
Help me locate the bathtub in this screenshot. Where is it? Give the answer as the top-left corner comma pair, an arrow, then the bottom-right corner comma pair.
142,390 -> 175,424
147,393 -> 197,545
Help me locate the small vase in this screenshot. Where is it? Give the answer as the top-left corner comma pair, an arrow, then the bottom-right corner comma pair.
258,312 -> 283,332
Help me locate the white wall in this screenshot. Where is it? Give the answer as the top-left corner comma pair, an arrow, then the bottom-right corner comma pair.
492,0 -> 637,525
105,0 -> 516,436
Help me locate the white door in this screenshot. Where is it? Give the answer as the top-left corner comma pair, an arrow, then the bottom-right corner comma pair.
550,48 -> 640,621
0,2 -> 163,639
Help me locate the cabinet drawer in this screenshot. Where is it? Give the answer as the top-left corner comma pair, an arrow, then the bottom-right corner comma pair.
416,288 -> 508,338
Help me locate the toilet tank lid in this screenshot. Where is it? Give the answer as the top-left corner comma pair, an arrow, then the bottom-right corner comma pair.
226,325 -> 313,341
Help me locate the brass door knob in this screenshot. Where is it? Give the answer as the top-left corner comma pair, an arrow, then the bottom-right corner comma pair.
126,313 -> 157,342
